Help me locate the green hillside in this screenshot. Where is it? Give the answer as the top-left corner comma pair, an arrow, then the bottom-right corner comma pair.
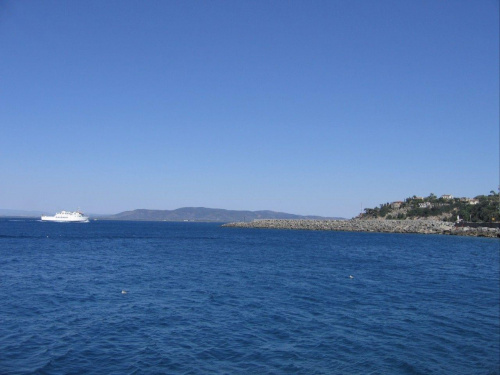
361,191 -> 499,223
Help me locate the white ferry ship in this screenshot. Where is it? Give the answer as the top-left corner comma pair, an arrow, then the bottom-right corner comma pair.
41,210 -> 89,223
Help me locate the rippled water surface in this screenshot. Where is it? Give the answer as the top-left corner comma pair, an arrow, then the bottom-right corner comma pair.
0,219 -> 499,374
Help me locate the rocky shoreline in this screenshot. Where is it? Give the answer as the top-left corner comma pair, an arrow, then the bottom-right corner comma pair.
222,219 -> 500,238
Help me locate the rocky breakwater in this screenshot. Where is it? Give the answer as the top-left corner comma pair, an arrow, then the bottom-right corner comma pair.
222,219 -> 500,238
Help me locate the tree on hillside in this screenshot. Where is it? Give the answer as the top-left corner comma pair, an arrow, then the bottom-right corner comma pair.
379,203 -> 391,217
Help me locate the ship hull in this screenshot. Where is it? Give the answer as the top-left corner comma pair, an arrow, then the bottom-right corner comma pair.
41,216 -> 89,222
41,210 -> 89,223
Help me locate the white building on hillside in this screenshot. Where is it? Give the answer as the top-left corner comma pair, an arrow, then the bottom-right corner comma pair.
391,201 -> 404,209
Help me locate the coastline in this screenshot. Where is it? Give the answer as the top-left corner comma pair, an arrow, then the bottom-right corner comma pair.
222,219 -> 500,238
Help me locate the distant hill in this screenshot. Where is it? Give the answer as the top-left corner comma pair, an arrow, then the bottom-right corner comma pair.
0,209 -> 109,218
0,209 -> 44,217
106,207 -> 343,222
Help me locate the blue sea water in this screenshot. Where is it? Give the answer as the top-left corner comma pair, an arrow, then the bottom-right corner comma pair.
0,219 -> 498,375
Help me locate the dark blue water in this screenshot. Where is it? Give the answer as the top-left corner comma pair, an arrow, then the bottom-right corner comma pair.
0,219 -> 498,374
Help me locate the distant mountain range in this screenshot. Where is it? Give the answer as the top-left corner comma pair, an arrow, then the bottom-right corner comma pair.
0,207 -> 343,222
0,209 -> 108,218
105,207 -> 343,222
0,209 -> 45,217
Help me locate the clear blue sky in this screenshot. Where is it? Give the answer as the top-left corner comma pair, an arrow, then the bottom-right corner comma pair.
1,0 -> 498,218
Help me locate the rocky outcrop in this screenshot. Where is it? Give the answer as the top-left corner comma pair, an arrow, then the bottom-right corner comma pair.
222,219 -> 500,238
450,225 -> 500,238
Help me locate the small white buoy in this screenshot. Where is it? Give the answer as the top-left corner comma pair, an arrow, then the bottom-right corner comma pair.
121,290 -> 128,294
349,275 -> 354,279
